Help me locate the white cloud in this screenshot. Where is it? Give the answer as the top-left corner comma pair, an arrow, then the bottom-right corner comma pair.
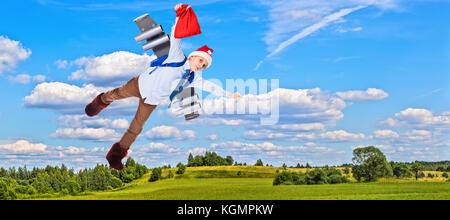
57,115 -> 129,129
145,125 -> 196,141
187,147 -> 208,155
0,36 -> 32,74
206,134 -> 219,141
319,130 -> 369,142
33,75 -> 46,82
7,74 -> 31,84
186,87 -> 347,127
243,128 -> 370,143
24,81 -> 138,115
374,129 -> 399,139
70,51 -> 154,86
0,139 -> 111,169
0,140 -> 47,153
404,129 -> 432,141
50,128 -> 121,142
336,88 -> 389,101
244,130 -> 293,140
380,108 -> 450,130
7,74 -> 47,84
209,141 -> 344,165
133,142 -> 181,154
54,59 -> 68,69
277,123 -> 325,131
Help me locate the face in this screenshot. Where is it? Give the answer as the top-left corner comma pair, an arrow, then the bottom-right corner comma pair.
189,56 -> 208,72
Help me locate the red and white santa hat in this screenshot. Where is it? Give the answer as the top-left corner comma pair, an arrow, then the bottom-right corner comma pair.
188,45 -> 214,68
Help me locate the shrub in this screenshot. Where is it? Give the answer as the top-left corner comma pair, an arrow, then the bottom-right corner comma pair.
167,170 -> 174,179
306,169 -> 328,185
176,164 -> 186,175
149,168 -> 162,182
442,172 -> 449,178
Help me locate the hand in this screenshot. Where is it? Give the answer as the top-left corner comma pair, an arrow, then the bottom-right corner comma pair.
174,3 -> 183,11
229,92 -> 242,100
175,3 -> 190,11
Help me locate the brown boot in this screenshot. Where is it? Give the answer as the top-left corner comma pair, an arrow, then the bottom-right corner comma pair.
106,142 -> 128,171
85,93 -> 110,117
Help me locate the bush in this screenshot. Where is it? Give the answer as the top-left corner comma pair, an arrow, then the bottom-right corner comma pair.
0,180 -> 17,200
418,172 -> 425,178
61,180 -> 81,195
149,168 -> 162,182
167,170 -> 174,179
442,173 -> 449,178
176,164 -> 186,175
274,171 -> 291,185
306,169 -> 328,185
273,168 -> 348,186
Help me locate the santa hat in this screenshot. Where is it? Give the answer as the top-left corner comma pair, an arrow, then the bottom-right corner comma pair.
188,45 -> 214,68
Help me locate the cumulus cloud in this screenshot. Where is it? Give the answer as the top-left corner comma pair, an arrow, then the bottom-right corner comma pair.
0,140 -> 47,153
319,130 -> 369,142
133,142 -> 181,154
0,36 -> 32,74
145,125 -> 196,141
243,128 -> 370,143
336,88 -> 389,101
205,134 -> 219,141
57,115 -> 129,129
209,141 -> 345,165
380,108 -> 450,130
54,59 -> 68,69
374,129 -> 400,139
7,74 -> 31,84
69,51 -> 154,86
50,128 -> 122,142
0,139 -> 110,168
178,87 -> 347,127
7,74 -> 47,84
23,81 -> 138,115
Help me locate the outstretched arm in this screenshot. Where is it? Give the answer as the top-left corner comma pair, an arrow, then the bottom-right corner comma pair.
165,4 -> 188,63
187,74 -> 241,99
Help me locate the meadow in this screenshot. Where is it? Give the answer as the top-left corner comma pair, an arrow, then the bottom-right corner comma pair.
45,166 -> 450,200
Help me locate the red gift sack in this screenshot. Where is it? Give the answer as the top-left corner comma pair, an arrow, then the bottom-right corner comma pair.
174,4 -> 202,39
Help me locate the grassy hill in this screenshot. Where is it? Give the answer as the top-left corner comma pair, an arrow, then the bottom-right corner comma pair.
43,166 -> 450,200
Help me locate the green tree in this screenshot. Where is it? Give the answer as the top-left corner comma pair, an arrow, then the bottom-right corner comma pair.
0,179 -> 17,200
442,173 -> 449,178
352,146 -> 393,182
149,168 -> 162,182
187,153 -> 194,166
225,156 -> 233,166
391,162 -> 412,178
61,180 -> 81,195
411,162 -> 424,180
176,164 -> 186,175
255,159 -> 264,166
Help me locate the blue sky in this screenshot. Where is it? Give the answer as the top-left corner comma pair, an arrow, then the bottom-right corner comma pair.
0,0 -> 449,169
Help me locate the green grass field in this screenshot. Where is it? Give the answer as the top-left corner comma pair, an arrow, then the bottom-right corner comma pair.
42,166 -> 450,200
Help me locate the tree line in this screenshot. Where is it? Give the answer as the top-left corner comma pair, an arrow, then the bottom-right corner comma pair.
0,158 -> 148,200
